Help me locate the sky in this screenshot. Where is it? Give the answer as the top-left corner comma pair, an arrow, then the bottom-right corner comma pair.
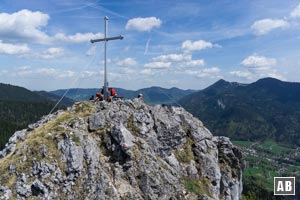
0,0 -> 300,91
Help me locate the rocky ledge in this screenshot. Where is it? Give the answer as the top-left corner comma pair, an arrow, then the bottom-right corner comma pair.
0,99 -> 243,200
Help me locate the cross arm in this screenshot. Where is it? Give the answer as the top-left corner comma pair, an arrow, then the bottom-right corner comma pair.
91,35 -> 124,43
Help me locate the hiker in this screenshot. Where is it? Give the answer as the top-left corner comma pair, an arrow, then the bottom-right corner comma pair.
108,87 -> 117,102
95,92 -> 103,101
137,93 -> 143,101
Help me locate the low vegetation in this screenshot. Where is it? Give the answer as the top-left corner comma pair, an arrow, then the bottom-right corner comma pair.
174,137 -> 194,164
0,111 -> 74,188
183,177 -> 211,198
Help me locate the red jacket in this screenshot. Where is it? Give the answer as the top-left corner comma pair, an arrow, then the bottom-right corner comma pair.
110,88 -> 117,96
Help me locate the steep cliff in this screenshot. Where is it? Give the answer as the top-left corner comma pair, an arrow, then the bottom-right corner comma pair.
0,99 -> 243,200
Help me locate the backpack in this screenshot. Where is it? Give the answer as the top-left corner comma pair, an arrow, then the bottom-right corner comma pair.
111,88 -> 117,96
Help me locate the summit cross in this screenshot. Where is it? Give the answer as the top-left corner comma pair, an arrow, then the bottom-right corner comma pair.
90,16 -> 123,101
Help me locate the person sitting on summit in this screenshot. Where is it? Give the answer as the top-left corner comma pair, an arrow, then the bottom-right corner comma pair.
108,87 -> 117,102
137,93 -> 143,101
95,92 -> 103,101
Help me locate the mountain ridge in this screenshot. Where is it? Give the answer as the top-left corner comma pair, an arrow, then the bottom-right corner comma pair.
51,86 -> 196,105
179,77 -> 300,146
0,99 -> 242,199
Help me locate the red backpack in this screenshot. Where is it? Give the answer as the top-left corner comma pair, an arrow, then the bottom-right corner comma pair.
111,88 -> 117,96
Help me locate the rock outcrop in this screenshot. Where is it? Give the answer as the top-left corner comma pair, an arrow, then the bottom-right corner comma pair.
0,99 -> 243,200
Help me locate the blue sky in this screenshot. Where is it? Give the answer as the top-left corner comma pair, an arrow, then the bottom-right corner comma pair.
0,0 -> 300,90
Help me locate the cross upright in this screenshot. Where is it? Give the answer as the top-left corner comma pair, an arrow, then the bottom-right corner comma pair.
91,16 -> 123,101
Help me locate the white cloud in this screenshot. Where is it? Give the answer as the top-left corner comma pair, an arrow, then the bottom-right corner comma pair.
0,9 -> 50,43
184,59 -> 205,67
140,69 -> 155,76
251,19 -> 289,35
17,66 -> 31,70
101,58 -> 112,65
126,17 -> 162,31
14,67 -> 76,78
241,55 -> 277,70
169,80 -> 179,84
0,41 -> 30,55
120,67 -> 136,74
183,67 -> 220,78
233,57 -> 284,80
291,3 -> 300,18
0,10 -> 104,44
86,46 -> 97,56
230,70 -> 253,79
57,70 -> 76,78
202,67 -> 220,73
16,70 -> 33,76
36,68 -> 58,76
144,61 -> 171,69
116,57 -> 137,67
266,71 -> 285,80
182,40 -> 221,51
80,71 -> 99,78
54,32 -> 104,43
151,53 -> 204,67
152,53 -> 192,62
36,47 -> 64,59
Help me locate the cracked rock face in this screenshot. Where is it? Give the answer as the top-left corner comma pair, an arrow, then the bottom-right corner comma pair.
0,100 -> 243,200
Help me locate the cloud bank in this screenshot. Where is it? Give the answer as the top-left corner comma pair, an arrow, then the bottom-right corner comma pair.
126,17 -> 162,31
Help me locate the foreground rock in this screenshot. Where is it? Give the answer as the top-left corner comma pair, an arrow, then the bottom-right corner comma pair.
0,99 -> 243,200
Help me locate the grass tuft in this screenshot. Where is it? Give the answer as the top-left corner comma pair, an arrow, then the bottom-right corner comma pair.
183,178 -> 211,197
174,137 -> 194,164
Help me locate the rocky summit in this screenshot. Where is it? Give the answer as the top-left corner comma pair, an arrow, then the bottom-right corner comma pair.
0,99 -> 243,200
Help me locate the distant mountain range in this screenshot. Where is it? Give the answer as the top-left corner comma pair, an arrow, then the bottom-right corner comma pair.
0,83 -> 73,149
179,77 -> 300,146
35,91 -> 74,107
3,77 -> 300,148
51,87 -> 196,105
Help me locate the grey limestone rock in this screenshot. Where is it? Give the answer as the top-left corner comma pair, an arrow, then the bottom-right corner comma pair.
187,160 -> 198,178
88,112 -> 106,131
16,181 -> 32,197
152,105 -> 187,157
111,123 -> 135,149
31,161 -> 56,179
166,153 -> 181,172
8,164 -> 15,175
0,100 -> 243,200
28,111 -> 63,131
31,179 -> 47,196
40,144 -> 47,158
58,135 -> 84,174
0,129 -> 26,158
0,185 -> 12,200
